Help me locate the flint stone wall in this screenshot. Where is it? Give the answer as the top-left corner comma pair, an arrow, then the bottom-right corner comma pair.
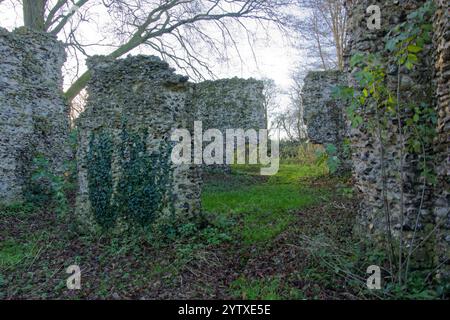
190,78 -> 266,172
0,27 -> 69,203
76,55 -> 202,230
346,0 -> 449,274
432,0 -> 450,281
346,0 -> 434,261
191,78 -> 266,130
302,70 -> 352,175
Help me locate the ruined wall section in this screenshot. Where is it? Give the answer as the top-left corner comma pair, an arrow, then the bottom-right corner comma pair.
302,70 -> 352,175
192,78 -> 266,131
432,0 -> 450,282
190,78 -> 266,171
76,55 -> 201,231
0,27 -> 69,203
346,0 -> 447,271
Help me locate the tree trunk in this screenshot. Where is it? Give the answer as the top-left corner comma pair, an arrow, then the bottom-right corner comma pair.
23,0 -> 46,31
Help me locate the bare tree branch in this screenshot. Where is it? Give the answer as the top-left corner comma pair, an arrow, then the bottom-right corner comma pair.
64,0 -> 294,101
16,0 -> 295,107
291,0 -> 348,70
49,0 -> 89,34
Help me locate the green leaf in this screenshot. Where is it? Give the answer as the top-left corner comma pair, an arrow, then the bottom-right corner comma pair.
325,144 -> 337,155
407,45 -> 422,53
405,61 -> 414,70
350,53 -> 365,67
363,88 -> 369,97
354,115 -> 363,127
421,24 -> 433,32
385,38 -> 398,52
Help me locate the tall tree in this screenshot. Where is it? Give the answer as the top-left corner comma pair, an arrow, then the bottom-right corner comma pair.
261,78 -> 281,134
272,106 -> 306,142
272,71 -> 306,143
284,0 -> 348,141
293,0 -> 348,70
23,0 -> 46,30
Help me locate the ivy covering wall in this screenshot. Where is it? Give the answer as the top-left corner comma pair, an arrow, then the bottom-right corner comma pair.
76,55 -> 202,232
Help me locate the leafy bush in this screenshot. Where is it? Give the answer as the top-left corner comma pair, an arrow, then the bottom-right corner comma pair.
279,141 -> 325,165
315,143 -> 340,174
25,155 -> 68,216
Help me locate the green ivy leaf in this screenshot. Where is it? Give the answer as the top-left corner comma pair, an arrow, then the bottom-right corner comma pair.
407,45 -> 422,53
363,88 -> 369,97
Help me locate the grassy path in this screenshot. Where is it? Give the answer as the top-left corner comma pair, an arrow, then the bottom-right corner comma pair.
1,164 -> 365,299
203,164 -> 329,245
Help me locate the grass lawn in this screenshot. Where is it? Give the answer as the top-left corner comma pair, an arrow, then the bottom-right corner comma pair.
203,164 -> 329,244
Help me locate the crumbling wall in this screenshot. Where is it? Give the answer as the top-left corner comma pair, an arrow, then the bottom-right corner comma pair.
346,0 -> 448,272
192,78 -> 266,130
432,0 -> 450,282
76,55 -> 202,230
190,78 -> 266,171
0,27 -> 69,203
302,70 -> 352,175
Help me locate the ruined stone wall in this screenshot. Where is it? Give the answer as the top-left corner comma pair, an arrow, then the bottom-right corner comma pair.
0,27 -> 69,203
191,78 -> 266,130
432,0 -> 450,282
190,78 -> 266,171
346,0 -> 448,272
346,0 -> 433,245
302,70 -> 352,175
76,55 -> 201,231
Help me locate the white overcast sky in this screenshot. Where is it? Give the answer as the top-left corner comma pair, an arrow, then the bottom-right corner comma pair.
0,1 -> 309,114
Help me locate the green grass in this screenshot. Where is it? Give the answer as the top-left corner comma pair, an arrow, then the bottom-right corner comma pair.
230,276 -> 282,300
0,202 -> 36,218
203,184 -> 316,215
0,239 -> 36,270
230,275 -> 308,300
2,160 -> 445,300
202,163 -> 329,244
267,163 -> 328,184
